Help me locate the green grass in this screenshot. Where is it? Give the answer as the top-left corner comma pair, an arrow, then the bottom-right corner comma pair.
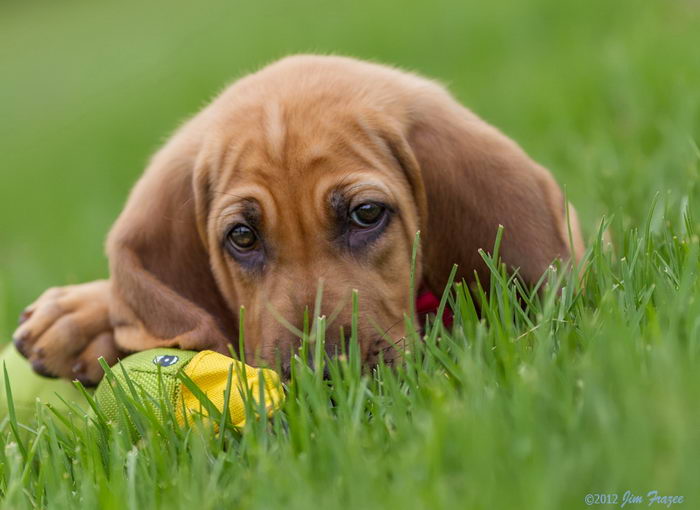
1,0 -> 700,508
2,224 -> 700,509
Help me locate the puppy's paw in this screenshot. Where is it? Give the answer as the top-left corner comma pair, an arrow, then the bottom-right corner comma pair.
12,280 -> 120,386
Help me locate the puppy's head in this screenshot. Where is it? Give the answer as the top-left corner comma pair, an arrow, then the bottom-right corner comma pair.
197,90 -> 424,370
108,55 -> 583,375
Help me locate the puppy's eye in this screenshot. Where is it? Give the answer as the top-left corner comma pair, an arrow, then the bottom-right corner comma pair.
227,224 -> 258,250
350,202 -> 385,227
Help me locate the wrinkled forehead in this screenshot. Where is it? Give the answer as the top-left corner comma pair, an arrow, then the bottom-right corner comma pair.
207,103 -> 408,230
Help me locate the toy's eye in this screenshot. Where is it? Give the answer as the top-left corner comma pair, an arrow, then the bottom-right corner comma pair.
227,224 -> 258,250
350,202 -> 385,228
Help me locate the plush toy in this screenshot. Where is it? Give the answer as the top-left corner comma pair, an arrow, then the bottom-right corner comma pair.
94,348 -> 284,428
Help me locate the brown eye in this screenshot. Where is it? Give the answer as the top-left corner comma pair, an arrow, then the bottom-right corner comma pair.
350,202 -> 385,227
228,224 -> 257,250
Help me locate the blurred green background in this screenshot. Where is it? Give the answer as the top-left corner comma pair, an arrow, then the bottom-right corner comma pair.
1,0 -> 699,341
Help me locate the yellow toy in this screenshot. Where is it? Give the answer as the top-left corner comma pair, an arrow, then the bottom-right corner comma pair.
94,348 -> 284,428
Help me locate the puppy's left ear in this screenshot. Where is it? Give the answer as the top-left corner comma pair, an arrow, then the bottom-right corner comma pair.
386,86 -> 585,293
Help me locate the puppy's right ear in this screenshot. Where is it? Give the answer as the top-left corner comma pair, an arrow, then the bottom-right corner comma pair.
106,128 -> 236,354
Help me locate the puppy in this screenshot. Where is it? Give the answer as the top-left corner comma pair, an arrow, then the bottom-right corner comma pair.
13,55 -> 584,384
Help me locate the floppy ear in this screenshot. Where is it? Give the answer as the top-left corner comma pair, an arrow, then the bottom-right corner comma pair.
106,128 -> 237,353
390,89 -> 585,293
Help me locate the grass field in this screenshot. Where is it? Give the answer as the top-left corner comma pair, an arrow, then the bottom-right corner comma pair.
1,0 -> 700,508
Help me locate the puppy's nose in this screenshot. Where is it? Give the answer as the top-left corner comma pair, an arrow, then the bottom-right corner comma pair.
280,351 -> 332,380
275,325 -> 351,380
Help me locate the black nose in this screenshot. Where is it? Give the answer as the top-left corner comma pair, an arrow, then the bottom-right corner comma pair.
279,355 -> 333,381
276,329 -> 349,380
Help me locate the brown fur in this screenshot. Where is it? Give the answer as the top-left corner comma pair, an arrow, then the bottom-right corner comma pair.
13,55 -> 584,384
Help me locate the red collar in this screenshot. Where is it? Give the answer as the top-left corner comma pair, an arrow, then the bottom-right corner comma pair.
415,290 -> 453,328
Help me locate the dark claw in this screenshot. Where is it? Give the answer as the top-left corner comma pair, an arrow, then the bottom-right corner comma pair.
72,361 -> 99,386
30,359 -> 58,379
71,360 -> 85,375
74,372 -> 98,387
18,309 -> 33,325
13,332 -> 29,357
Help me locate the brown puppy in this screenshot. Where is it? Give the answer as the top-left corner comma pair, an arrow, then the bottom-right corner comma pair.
13,55 -> 584,384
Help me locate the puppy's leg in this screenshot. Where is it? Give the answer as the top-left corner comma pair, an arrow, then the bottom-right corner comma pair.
12,280 -> 124,385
